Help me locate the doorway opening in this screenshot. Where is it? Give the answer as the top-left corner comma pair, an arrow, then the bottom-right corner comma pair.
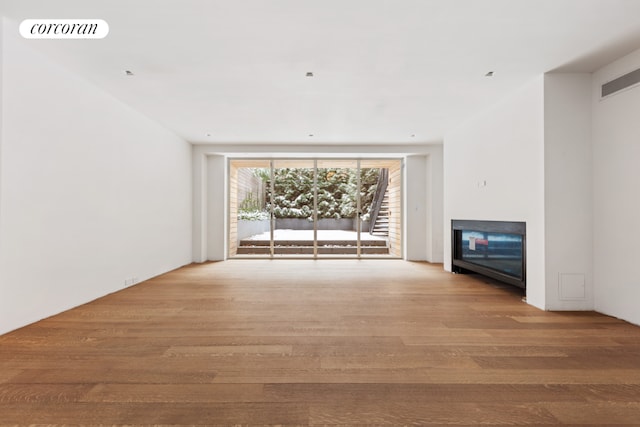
229,159 -> 402,258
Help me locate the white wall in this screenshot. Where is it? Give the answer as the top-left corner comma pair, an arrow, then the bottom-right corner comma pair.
543,73 -> 594,310
0,20 -> 192,334
405,155 -> 428,261
426,145 -> 444,263
192,152 -> 208,262
444,77 -> 546,309
592,48 -> 640,325
0,19 -> 4,272
191,151 -> 226,262
207,155 -> 226,261
192,144 -> 443,262
405,149 -> 444,262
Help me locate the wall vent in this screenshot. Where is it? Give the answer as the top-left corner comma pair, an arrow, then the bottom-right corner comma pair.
601,67 -> 640,98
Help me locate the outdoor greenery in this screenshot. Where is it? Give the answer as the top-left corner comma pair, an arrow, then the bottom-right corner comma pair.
261,167 -> 380,220
238,191 -> 261,212
237,167 -> 382,221
237,210 -> 270,221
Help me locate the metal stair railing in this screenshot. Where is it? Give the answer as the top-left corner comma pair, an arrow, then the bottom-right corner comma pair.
368,168 -> 389,235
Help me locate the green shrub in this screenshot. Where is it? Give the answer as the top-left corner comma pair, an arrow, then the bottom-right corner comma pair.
238,210 -> 270,221
263,167 -> 380,219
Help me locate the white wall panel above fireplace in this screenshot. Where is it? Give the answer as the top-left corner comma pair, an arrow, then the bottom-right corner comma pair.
445,73 -> 597,312
444,77 -> 546,309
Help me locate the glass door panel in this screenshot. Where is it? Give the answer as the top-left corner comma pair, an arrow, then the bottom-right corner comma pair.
357,161 -> 388,257
229,160 -> 272,257
361,159 -> 402,258
315,160 -> 359,257
270,160 -> 315,257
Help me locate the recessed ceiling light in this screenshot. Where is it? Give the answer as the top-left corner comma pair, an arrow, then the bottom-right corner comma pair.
206,133 -> 211,137
308,134 -> 314,137
485,71 -> 494,77
124,70 -> 134,76
306,72 -> 314,77
411,134 -> 416,138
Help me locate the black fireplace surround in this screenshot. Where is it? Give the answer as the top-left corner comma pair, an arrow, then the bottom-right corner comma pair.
451,220 -> 526,289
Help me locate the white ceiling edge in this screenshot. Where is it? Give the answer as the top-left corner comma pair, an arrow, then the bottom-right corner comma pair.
193,143 -> 442,157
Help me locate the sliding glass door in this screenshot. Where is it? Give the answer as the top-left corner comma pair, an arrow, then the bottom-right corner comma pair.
314,160 -> 358,257
229,158 -> 402,258
229,160 -> 272,257
270,160 -> 315,257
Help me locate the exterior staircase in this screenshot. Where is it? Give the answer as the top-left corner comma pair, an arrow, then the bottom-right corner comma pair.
370,191 -> 389,236
368,167 -> 390,237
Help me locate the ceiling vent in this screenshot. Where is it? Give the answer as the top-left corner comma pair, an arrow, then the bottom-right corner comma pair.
601,67 -> 640,98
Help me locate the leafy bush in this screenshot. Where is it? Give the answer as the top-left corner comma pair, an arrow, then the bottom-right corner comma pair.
238,210 -> 270,221
239,192 -> 261,212
262,167 -> 380,219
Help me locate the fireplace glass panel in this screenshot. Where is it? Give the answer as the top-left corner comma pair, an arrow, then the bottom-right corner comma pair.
460,231 -> 523,280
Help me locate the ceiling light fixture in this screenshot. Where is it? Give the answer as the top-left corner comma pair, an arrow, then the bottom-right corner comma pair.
306,72 -> 314,77
485,71 -> 494,77
308,134 -> 314,137
124,70 -> 134,76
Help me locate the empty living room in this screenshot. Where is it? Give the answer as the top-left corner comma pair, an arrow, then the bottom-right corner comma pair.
1,0 -> 640,425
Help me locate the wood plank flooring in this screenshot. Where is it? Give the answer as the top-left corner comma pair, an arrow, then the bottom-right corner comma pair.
1,260 -> 640,425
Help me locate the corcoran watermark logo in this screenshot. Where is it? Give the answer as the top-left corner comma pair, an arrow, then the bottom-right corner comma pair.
19,19 -> 109,39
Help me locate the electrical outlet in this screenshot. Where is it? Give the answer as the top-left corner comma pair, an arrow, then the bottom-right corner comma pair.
124,277 -> 138,287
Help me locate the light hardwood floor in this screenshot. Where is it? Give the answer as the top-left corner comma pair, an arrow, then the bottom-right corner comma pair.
1,260 -> 640,425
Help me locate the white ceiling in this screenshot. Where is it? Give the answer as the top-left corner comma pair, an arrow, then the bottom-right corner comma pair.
3,0 -> 640,145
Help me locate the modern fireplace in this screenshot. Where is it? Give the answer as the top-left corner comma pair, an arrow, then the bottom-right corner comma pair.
451,220 -> 526,289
